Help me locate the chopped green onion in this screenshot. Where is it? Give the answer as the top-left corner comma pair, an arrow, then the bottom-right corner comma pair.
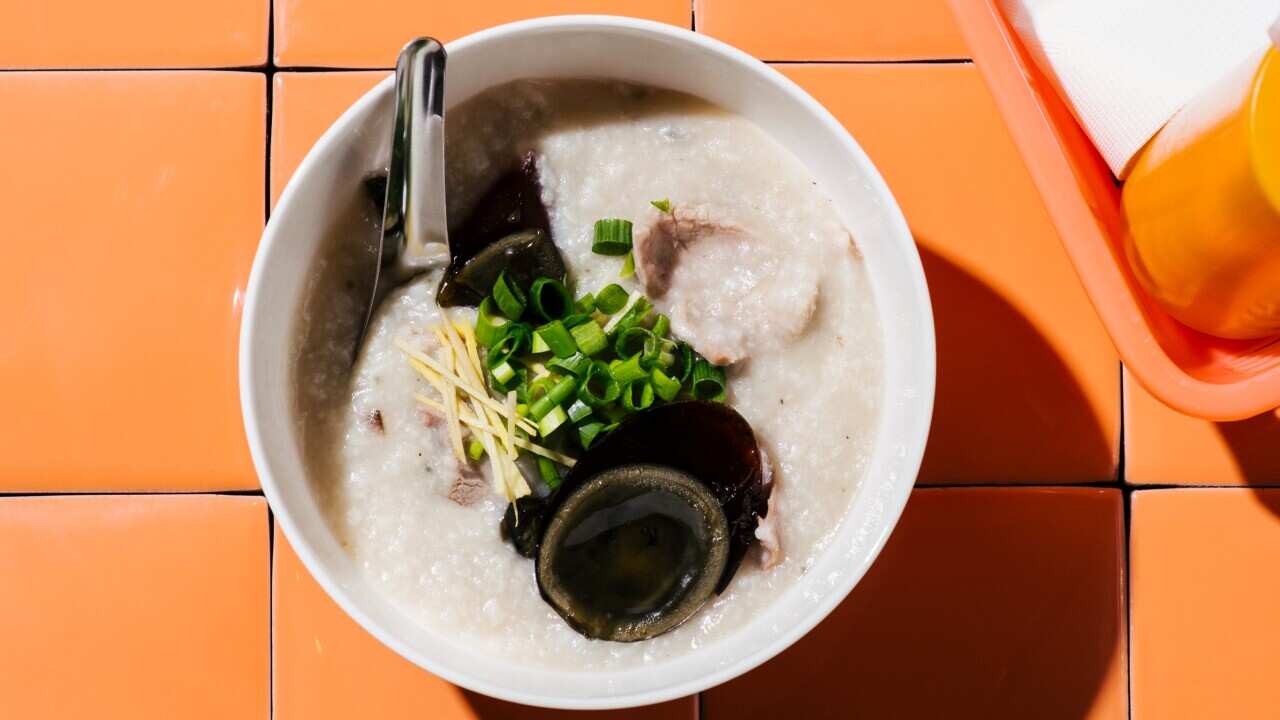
592,218 -> 633,256
669,341 -> 695,384
608,297 -> 651,340
651,198 -> 672,213
594,284 -> 629,314
529,332 -> 550,354
650,367 -> 682,401
622,380 -> 655,412
577,421 -> 606,450
538,405 -> 568,437
691,358 -> 726,402
652,314 -> 670,339
492,270 -> 527,319
578,362 -> 621,407
610,354 -> 648,385
656,338 -> 678,369
475,298 -> 511,348
614,326 -> 660,367
620,252 -> 635,278
566,399 -> 593,423
527,375 -> 556,405
570,320 -> 608,357
489,360 -> 516,385
537,456 -> 562,490
467,439 -> 486,461
547,352 -> 591,376
528,375 -> 577,420
486,324 -> 531,368
602,290 -> 644,334
575,292 -> 596,314
516,402 -> 530,417
535,320 -> 577,358
529,277 -> 573,321
563,313 -> 592,328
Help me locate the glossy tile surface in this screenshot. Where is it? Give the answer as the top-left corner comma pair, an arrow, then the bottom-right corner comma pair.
0,495 -> 268,719
273,0 -> 692,67
1131,489 -> 1280,719
0,72 -> 263,491
273,528 -> 697,719
271,71 -> 389,207
2,0 -> 267,68
780,64 -> 1119,484
1124,369 -> 1280,485
697,0 -> 967,60
703,488 -> 1128,719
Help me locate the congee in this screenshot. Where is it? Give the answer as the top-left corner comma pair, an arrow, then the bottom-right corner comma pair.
293,80 -> 882,669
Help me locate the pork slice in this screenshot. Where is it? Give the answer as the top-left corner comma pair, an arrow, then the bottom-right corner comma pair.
448,463 -> 487,506
634,203 -> 818,365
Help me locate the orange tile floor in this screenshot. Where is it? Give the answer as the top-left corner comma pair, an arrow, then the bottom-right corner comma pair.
1,1 -> 1278,718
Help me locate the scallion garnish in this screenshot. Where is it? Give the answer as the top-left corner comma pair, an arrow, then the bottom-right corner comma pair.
529,277 -> 573,321
467,438 -> 486,461
475,297 -> 510,348
566,399 -> 593,423
691,358 -> 726,402
594,283 -> 629,314
578,362 -> 621,407
622,379 -> 655,412
575,292 -> 596,314
614,326 -> 660,367
620,252 -> 636,278
651,198 -> 672,213
487,324 -> 531,368
650,367 -> 681,401
537,456 -> 562,489
592,218 -> 634,256
577,421 -> 606,450
490,360 -> 517,386
528,375 -> 577,420
535,320 -> 577,358
610,354 -> 648,385
547,352 -> 591,377
492,270 -> 527,319
538,405 -> 568,437
570,320 -> 608,357
563,312 -> 593,328
652,314 -> 670,339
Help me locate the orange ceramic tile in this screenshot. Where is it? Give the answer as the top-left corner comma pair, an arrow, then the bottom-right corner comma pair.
778,64 -> 1119,484
704,488 -> 1127,719
696,0 -> 967,61
1125,369 -> 1280,485
273,527 -> 696,719
273,0 -> 692,67
1131,489 -> 1280,719
271,72 -> 389,208
0,495 -> 268,719
2,0 -> 267,68
0,72 -> 264,491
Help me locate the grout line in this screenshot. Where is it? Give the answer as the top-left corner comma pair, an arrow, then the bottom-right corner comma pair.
0,65 -> 269,73
1123,487 -> 1133,720
915,480 -> 1125,490
0,489 -> 267,497
691,0 -> 697,32
265,5 -> 275,717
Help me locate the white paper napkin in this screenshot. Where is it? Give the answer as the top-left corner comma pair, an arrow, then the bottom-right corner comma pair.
999,0 -> 1277,178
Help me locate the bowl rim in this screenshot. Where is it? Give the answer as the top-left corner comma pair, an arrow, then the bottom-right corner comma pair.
243,14 -> 935,709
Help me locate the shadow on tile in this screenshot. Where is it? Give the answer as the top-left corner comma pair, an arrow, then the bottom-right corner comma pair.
702,488 -> 1126,719
917,242 -> 1115,484
1216,410 -> 1280,487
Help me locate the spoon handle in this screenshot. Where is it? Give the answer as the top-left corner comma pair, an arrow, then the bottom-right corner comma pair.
384,37 -> 449,273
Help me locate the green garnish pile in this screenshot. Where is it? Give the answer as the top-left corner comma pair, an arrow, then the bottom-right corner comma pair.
474,216 -> 727,477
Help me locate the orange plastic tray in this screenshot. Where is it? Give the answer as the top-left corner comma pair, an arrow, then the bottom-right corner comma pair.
947,0 -> 1280,421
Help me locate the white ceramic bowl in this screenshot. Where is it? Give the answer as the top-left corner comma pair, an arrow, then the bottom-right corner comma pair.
242,15 -> 934,710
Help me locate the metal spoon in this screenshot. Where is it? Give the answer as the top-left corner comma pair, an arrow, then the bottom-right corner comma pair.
358,37 -> 450,348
